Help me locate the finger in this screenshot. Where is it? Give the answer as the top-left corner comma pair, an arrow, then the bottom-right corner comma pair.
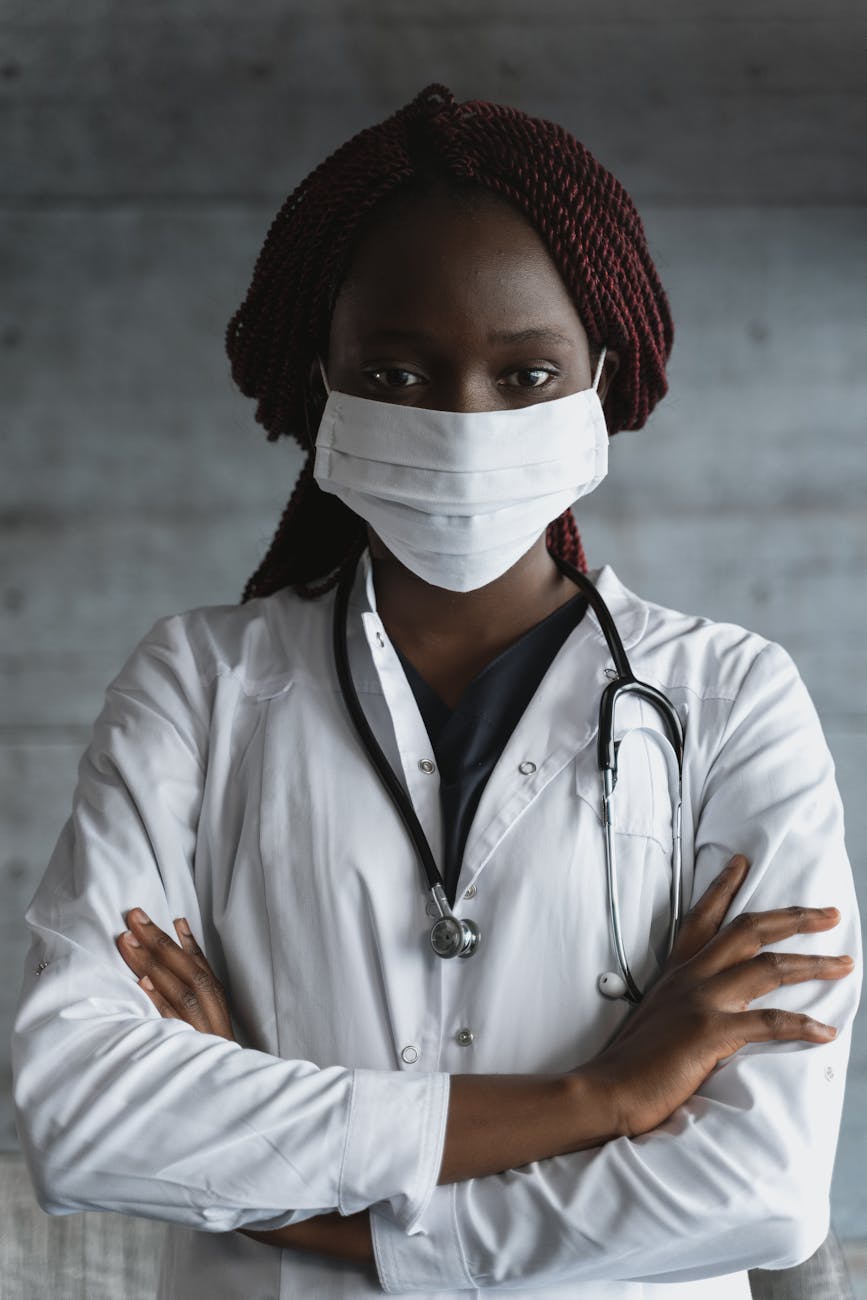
670,855 -> 751,964
685,905 -> 842,979
719,1007 -> 838,1053
116,927 -> 176,991
705,950 -> 855,1008
129,943 -> 214,1032
173,917 -> 209,965
114,934 -> 184,1022
122,909 -> 229,1034
124,909 -> 197,980
137,973 -> 184,1021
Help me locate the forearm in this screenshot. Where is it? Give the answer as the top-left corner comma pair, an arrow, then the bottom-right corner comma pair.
239,1068 -> 619,1264
437,1067 -> 619,1183
239,1210 -> 375,1265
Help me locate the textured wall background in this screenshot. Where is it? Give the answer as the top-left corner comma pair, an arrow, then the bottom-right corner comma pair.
2,0 -> 865,1250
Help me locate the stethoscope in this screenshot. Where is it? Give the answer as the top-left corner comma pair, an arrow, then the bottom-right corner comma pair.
333,548 -> 685,1004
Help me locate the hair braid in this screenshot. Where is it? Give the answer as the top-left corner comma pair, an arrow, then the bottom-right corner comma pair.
227,82 -> 674,601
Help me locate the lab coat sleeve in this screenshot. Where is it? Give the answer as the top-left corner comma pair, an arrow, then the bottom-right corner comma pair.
369,639 -> 862,1292
10,613 -> 450,1235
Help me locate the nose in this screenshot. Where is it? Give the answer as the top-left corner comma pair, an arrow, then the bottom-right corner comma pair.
421,374 -> 505,414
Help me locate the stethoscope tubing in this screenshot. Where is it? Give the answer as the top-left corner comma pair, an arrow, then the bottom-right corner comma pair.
333,555 -> 443,896
548,553 -> 686,1001
333,553 -> 481,957
333,546 -> 685,998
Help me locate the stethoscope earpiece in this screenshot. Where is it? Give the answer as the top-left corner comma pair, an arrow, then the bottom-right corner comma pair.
597,970 -> 629,1000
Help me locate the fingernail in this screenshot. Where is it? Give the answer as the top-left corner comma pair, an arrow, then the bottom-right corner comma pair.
139,975 -> 154,991
133,909 -> 151,924
816,1023 -> 837,1039
123,930 -> 141,947
718,858 -> 743,880
822,907 -> 840,917
176,917 -> 191,935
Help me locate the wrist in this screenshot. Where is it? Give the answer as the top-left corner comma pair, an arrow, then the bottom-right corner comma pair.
238,1210 -> 373,1264
564,1066 -> 628,1148
304,1210 -> 373,1263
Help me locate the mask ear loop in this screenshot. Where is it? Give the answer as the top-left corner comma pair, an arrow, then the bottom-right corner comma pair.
592,344 -> 608,393
301,355 -> 331,454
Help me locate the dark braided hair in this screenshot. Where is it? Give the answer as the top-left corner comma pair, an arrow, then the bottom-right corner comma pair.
226,83 -> 674,602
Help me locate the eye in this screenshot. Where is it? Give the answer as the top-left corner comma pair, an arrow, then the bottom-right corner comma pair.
501,367 -> 558,390
364,367 -> 423,389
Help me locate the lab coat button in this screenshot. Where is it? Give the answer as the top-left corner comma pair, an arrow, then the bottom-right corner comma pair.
418,759 -> 436,774
825,1065 -> 835,1081
464,883 -> 477,899
518,760 -> 536,775
401,1045 -> 419,1064
456,1028 -> 474,1046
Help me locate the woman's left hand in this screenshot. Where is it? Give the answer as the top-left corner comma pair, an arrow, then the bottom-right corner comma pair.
116,908 -> 237,1042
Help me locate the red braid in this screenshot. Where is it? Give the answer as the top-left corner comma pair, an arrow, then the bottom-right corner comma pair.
228,83 -> 673,601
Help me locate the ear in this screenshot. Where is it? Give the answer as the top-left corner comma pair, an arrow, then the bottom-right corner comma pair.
598,348 -> 620,405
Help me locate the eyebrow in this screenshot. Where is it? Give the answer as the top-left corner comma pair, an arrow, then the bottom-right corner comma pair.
489,327 -> 575,346
362,326 -> 575,347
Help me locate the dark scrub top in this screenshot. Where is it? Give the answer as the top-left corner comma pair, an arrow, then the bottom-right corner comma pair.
395,589 -> 589,906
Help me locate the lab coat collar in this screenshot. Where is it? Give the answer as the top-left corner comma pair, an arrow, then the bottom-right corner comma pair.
349,548 -> 650,892
351,546 -> 649,655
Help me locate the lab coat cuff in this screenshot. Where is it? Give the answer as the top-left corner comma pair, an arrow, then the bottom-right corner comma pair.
338,1067 -> 450,1232
371,1182 -> 474,1293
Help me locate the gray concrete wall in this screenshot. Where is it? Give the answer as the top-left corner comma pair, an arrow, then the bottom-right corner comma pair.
3,0 -> 865,1249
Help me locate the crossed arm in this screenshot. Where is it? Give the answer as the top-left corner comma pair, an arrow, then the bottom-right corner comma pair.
16,623 -> 859,1290
116,850 -> 854,1278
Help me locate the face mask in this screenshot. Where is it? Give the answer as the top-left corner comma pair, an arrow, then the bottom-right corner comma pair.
312,347 -> 609,592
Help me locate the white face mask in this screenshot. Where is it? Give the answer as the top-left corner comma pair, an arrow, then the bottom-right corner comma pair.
312,348 -> 609,592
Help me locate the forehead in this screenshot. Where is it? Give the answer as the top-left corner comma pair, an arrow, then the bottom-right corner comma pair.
330,188 -> 587,342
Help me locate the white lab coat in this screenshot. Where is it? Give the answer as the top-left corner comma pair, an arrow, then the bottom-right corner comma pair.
11,552 -> 861,1299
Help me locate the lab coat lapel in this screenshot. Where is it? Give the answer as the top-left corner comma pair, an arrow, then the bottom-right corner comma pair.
456,566 -> 649,895
344,550 -> 445,876
341,554 -> 650,904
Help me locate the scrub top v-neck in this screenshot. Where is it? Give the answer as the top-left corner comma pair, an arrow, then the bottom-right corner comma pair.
395,588 -> 589,906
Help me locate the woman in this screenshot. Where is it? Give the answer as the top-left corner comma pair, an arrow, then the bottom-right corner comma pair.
11,84 -> 861,1298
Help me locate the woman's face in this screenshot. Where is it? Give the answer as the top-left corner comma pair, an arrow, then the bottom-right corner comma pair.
320,187 -> 618,414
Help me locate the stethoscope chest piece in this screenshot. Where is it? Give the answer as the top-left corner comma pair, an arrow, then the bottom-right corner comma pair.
430,914 -> 481,959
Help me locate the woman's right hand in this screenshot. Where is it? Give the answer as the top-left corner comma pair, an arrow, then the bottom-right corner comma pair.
582,854 -> 855,1140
